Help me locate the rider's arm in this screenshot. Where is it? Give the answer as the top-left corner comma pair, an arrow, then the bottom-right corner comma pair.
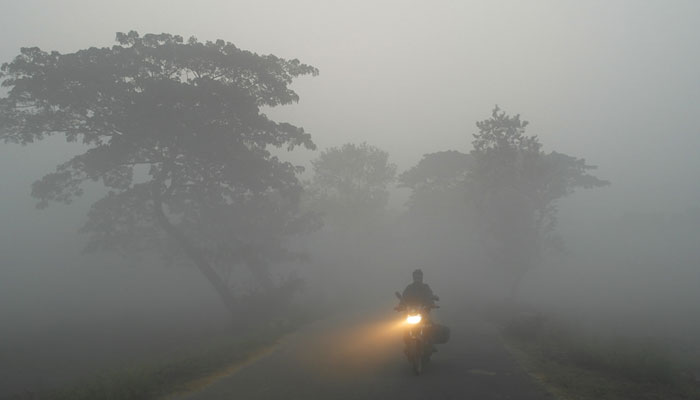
399,286 -> 411,307
424,284 -> 436,306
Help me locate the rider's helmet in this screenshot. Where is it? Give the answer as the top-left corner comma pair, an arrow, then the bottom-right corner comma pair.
412,269 -> 423,283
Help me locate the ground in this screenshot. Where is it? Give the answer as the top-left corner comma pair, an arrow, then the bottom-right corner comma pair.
172,305 -> 553,400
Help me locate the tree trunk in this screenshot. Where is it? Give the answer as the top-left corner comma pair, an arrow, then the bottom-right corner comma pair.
246,253 -> 274,292
152,185 -> 238,317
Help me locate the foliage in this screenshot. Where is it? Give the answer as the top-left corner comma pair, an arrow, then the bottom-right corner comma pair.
307,142 -> 396,229
43,315 -> 312,400
468,106 -> 609,294
503,315 -> 700,400
396,108 -> 608,296
398,150 -> 472,212
0,31 -> 319,316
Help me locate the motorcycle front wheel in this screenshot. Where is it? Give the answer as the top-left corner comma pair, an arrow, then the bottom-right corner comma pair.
412,356 -> 422,375
408,340 -> 423,375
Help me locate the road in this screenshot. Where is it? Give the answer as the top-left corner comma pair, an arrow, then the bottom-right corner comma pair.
175,306 -> 553,400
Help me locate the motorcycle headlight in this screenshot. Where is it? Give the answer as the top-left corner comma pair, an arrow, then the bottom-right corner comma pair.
406,314 -> 422,324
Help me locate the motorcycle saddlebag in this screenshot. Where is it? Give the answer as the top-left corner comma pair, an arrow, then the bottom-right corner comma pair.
431,324 -> 451,344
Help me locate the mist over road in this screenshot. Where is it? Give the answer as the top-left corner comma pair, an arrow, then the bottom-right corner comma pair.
176,306 -> 551,400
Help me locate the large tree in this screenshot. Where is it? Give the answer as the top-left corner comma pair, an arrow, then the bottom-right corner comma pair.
307,142 -> 396,230
469,106 -> 609,298
398,150 -> 473,213
0,31 -> 319,319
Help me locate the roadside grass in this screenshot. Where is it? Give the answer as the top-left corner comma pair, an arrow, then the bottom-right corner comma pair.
500,314 -> 700,400
39,313 -> 315,400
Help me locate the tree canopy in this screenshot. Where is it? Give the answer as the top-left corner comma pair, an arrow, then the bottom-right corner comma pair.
397,107 -> 609,298
307,142 -> 396,229
398,150 -> 473,212
469,106 -> 609,296
0,31 -> 320,318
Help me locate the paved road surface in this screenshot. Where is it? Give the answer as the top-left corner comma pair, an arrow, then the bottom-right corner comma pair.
176,306 -> 553,400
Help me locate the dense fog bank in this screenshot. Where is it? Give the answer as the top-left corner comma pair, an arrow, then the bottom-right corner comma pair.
2,1 -> 700,396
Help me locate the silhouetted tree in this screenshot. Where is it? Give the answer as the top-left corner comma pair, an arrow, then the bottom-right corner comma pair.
0,31 -> 320,320
399,150 -> 473,213
307,142 -> 396,230
469,106 -> 609,298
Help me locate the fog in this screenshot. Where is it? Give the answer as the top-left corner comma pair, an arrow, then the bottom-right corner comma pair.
1,0 -> 699,397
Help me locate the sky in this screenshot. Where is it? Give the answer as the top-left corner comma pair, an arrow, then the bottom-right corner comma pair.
1,0 -> 699,219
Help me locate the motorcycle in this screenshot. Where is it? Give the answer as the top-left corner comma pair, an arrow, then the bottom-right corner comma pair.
394,292 -> 440,375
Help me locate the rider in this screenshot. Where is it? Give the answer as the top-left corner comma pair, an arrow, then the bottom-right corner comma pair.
398,269 -> 437,309
397,268 -> 439,353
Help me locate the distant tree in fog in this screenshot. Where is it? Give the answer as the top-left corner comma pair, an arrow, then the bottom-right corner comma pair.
469,106 -> 609,298
398,150 -> 473,213
307,142 -> 396,230
0,31 -> 320,321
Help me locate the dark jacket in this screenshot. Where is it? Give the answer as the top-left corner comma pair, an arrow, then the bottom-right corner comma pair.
400,282 -> 435,308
